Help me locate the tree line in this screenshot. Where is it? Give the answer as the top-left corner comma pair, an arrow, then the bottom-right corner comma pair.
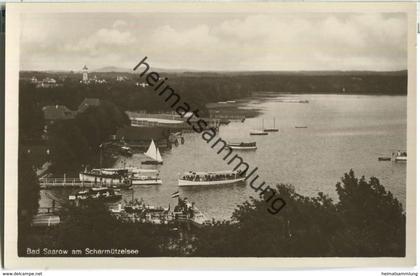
20,70 -> 407,116
19,170 -> 405,257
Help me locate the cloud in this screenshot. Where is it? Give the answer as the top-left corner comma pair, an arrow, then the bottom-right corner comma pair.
144,13 -> 407,71
112,20 -> 127,29
64,26 -> 136,56
20,12 -> 407,71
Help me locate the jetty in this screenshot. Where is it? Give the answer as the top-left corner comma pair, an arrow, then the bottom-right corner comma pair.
39,177 -> 129,189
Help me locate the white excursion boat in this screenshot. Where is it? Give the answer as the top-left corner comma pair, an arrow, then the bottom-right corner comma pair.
178,170 -> 245,186
130,168 -> 162,185
142,139 -> 163,165
227,142 -> 257,150
79,168 -> 130,185
392,151 -> 407,162
106,167 -> 162,185
81,167 -> 162,185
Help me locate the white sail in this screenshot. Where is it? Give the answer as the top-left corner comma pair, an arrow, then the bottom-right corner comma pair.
144,139 -> 163,162
156,147 -> 163,163
145,140 -> 157,160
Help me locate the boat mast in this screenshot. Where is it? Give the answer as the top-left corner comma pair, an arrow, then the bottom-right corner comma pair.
99,144 -> 103,169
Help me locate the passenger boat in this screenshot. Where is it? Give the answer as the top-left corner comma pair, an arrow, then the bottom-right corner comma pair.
69,187 -> 122,202
142,139 -> 163,165
173,197 -> 210,225
392,151 -> 407,162
110,197 -> 210,225
227,142 -> 257,150
264,118 -> 279,132
103,167 -> 162,185
79,168 -> 130,185
130,169 -> 162,185
178,170 -> 245,186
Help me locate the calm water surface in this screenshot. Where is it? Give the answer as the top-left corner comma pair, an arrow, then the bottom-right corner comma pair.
41,94 -> 407,220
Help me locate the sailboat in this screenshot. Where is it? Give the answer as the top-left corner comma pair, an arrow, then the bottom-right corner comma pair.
250,119 -> 268,135
141,139 -> 163,165
264,118 -> 279,132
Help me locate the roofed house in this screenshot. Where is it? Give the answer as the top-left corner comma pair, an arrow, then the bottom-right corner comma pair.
36,77 -> 62,88
78,98 -> 100,113
116,126 -> 171,149
42,105 -> 76,123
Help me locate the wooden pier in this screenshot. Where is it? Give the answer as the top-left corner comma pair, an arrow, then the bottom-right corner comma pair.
39,177 -> 128,189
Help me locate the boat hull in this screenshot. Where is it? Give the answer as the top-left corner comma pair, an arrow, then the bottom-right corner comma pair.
263,129 -> 279,132
131,178 -> 162,185
378,157 -> 391,161
178,177 -> 245,187
228,146 -> 257,150
141,160 -> 163,165
69,194 -> 122,202
79,173 -> 126,185
395,157 -> 407,162
250,132 -> 268,136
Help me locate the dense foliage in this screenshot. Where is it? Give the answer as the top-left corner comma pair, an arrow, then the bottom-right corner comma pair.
193,170 -> 405,257
47,101 -> 129,174
20,70 -> 407,115
20,170 -> 405,257
18,151 -> 40,254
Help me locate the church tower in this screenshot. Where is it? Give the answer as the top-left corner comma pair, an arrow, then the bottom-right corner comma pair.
82,65 -> 89,83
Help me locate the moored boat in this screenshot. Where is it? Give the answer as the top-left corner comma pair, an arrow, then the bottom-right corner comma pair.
120,146 -> 133,157
227,142 -> 257,150
392,151 -> 407,162
264,118 -> 279,132
250,119 -> 269,135
173,197 -> 210,225
79,168 -> 130,185
131,169 -> 162,185
378,157 -> 391,161
178,170 -> 245,186
250,130 -> 268,136
69,187 -> 122,202
104,167 -> 162,185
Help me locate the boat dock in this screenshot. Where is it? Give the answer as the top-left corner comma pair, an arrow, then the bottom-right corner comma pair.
39,177 -> 128,189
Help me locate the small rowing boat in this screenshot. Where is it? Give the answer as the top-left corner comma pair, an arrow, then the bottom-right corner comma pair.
227,142 -> 257,150
264,118 -> 279,132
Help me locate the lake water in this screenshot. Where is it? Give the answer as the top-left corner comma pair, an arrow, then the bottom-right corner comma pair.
40,94 -> 407,220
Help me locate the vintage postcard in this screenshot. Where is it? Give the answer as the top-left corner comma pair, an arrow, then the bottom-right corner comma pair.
4,2 -> 417,269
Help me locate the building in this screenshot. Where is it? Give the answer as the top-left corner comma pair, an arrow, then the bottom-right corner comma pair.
117,76 -> 128,82
116,126 -> 171,149
42,105 -> 76,123
82,65 -> 89,83
35,77 -> 62,88
136,82 -> 149,88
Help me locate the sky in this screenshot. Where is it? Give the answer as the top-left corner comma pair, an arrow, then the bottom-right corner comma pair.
20,12 -> 407,71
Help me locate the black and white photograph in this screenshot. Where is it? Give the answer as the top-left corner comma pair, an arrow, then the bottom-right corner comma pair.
4,2 -> 417,269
